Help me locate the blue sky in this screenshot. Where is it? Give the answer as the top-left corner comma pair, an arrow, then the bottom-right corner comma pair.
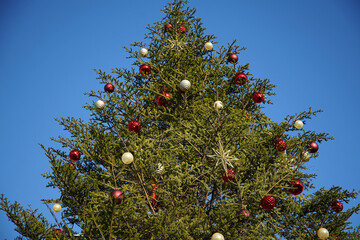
0,0 -> 359,238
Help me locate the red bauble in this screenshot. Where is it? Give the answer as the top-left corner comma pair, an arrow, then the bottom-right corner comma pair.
164,23 -> 172,32
274,139 -> 287,152
104,83 -> 114,93
54,229 -> 62,235
288,179 -> 304,195
227,54 -> 238,63
238,209 -> 250,217
331,201 -> 343,213
128,120 -> 141,133
156,91 -> 171,107
261,196 -> 275,210
252,92 -> 264,103
222,169 -> 235,183
308,142 -> 319,153
234,72 -> 248,86
69,149 -> 81,161
110,190 -> 125,204
139,64 -> 151,76
178,26 -> 187,34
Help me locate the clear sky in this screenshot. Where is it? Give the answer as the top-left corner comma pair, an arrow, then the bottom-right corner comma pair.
0,0 -> 359,238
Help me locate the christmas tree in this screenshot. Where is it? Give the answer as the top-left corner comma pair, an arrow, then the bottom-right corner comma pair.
1,1 -> 359,239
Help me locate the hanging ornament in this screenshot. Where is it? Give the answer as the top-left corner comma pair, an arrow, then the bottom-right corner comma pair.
179,79 -> 191,91
234,72 -> 248,86
164,23 -> 172,32
261,196 -> 275,210
156,91 -> 171,107
238,209 -> 250,217
204,42 -> 213,50
54,229 -> 62,235
69,149 -> 81,161
294,120 -> 303,129
128,120 -> 141,133
110,190 -> 125,204
308,142 -> 319,153
155,163 -> 165,174
222,169 -> 235,183
178,26 -> 187,34
139,64 -> 151,75
302,151 -> 311,161
94,100 -> 105,110
211,232 -> 225,240
252,92 -> 264,103
288,179 -> 304,195
214,101 -> 224,110
122,152 -> 134,164
317,228 -> 329,239
52,203 -> 62,213
140,48 -> 149,57
331,201 -> 343,213
274,139 -> 287,152
227,54 -> 238,63
152,178 -> 157,206
104,83 -> 114,93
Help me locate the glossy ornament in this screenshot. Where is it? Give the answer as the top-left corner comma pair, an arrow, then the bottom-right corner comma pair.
261,196 -> 275,210
205,42 -> 213,50
252,92 -> 264,103
128,120 -> 141,133
288,179 -> 304,195
139,64 -> 151,75
122,152 -> 134,165
308,142 -> 319,153
110,190 -> 125,204
302,151 -> 311,161
54,229 -> 62,235
238,209 -> 250,217
227,54 -> 238,63
94,100 -> 105,110
164,23 -> 172,32
104,83 -> 114,93
52,203 -> 62,213
214,101 -> 224,110
274,139 -> 287,152
140,47 -> 148,57
179,79 -> 191,91
222,169 -> 235,183
317,228 -> 329,239
294,120 -> 303,129
178,26 -> 187,34
234,72 -> 248,86
69,149 -> 81,161
331,201 -> 343,213
156,91 -> 171,108
211,232 -> 225,240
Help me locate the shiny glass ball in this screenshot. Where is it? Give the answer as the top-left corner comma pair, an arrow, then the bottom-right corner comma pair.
140,48 -> 148,57
211,232 -> 225,240
317,228 -> 329,239
205,42 -> 213,50
52,203 -> 62,213
122,152 -> 134,164
94,100 -> 105,110
214,101 -> 224,110
179,80 -> 191,91
294,120 -> 303,129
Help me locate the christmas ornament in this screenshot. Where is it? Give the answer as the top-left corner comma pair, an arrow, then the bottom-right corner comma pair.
302,151 -> 311,161
69,149 -> 81,161
179,79 -> 191,91
211,232 -> 225,240
122,152 -> 134,165
308,142 -> 319,153
94,100 -> 105,110
139,64 -> 151,75
54,229 -> 62,235
178,26 -> 187,34
104,83 -> 114,93
164,23 -> 172,32
238,209 -> 250,217
294,120 -> 303,129
252,92 -> 264,103
128,120 -> 141,133
234,72 -> 248,86
156,91 -> 171,107
152,178 -> 157,206
222,169 -> 235,183
261,196 -> 275,210
331,201 -> 343,213
288,179 -> 304,195
274,139 -> 287,152
155,163 -> 165,174
205,42 -> 213,50
214,101 -> 224,110
227,53 -> 238,63
140,47 -> 148,57
207,141 -> 239,171
52,203 -> 62,213
317,228 -> 329,239
110,190 -> 125,204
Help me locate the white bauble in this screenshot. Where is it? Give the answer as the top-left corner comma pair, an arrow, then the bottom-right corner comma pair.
294,120 -> 303,129
214,101 -> 224,110
94,100 -> 105,110
211,232 -> 225,240
140,47 -> 148,57
179,79 -> 191,91
205,42 -> 213,50
122,152 -> 134,164
155,163 -> 165,174
302,151 -> 310,161
317,228 -> 329,239
52,203 -> 62,213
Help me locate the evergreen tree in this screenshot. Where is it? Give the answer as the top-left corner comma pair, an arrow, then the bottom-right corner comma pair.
1,1 -> 359,239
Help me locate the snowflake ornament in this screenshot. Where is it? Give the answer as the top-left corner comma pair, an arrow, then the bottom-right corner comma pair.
207,140 -> 239,172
